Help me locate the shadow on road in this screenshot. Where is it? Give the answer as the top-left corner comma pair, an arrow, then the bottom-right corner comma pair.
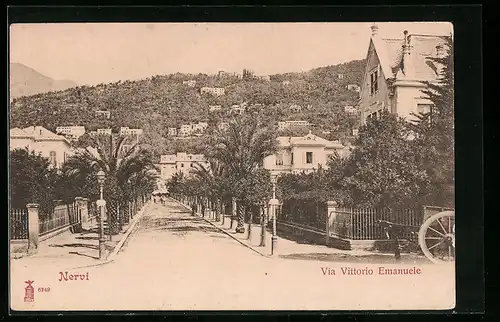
75,236 -> 100,241
68,251 -> 99,260
49,243 -> 98,250
160,225 -> 223,235
279,252 -> 432,264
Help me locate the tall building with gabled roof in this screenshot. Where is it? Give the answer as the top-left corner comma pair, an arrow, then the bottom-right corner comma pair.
359,24 -> 451,124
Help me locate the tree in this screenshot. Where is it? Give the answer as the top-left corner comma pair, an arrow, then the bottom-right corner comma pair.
9,148 -> 59,217
340,110 -> 430,208
207,114 -> 278,233
63,134 -> 157,233
409,35 -> 454,207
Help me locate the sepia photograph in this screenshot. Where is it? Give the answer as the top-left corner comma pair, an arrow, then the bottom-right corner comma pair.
9,22 -> 455,311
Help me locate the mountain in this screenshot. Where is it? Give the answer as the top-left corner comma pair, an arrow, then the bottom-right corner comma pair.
9,63 -> 78,99
10,59 -> 365,157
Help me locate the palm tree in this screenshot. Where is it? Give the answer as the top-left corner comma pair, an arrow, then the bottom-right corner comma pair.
207,115 -> 278,233
63,134 -> 157,234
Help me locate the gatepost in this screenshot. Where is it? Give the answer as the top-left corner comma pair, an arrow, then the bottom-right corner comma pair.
75,197 -> 89,230
326,201 -> 337,247
26,203 -> 40,252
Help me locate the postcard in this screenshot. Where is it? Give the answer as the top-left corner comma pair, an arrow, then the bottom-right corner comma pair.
9,22 -> 455,311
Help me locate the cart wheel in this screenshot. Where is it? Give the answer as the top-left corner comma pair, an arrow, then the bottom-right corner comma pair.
418,211 -> 455,264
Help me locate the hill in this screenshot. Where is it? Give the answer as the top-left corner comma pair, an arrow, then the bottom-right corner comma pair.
10,59 -> 365,157
9,63 -> 78,99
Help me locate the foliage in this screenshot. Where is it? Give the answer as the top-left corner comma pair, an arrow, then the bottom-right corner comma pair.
9,148 -> 59,216
408,35 -> 454,207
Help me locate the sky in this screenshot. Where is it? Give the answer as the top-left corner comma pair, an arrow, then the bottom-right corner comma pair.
10,22 -> 453,86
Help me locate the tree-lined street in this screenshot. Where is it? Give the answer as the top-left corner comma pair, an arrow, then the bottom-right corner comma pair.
11,199 -> 455,311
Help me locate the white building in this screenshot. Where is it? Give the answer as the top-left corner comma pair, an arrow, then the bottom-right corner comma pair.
277,120 -> 311,131
168,127 -> 178,136
282,80 -> 291,86
182,80 -> 197,87
55,126 -> 86,141
289,104 -> 302,112
10,126 -> 73,169
96,128 -> 112,135
347,84 -> 361,92
179,124 -> 193,137
200,87 -> 225,96
344,105 -> 358,114
209,105 -> 222,112
119,127 -> 143,136
158,153 -> 209,181
263,132 -> 349,176
217,122 -> 230,131
338,74 -> 344,80
359,24 -> 450,124
95,110 -> 111,119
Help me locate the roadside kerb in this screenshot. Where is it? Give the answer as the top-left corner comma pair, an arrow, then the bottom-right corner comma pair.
170,198 -> 269,258
67,203 -> 149,270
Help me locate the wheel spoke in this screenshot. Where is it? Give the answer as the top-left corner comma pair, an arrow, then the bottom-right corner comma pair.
448,245 -> 452,259
436,218 -> 447,234
425,236 -> 442,240
428,226 -> 445,237
428,239 -> 445,250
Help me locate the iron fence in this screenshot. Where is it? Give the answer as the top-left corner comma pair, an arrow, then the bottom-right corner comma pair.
10,208 -> 28,240
39,203 -> 80,236
330,207 -> 423,240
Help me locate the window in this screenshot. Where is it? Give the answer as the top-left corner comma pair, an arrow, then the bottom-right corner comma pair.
370,69 -> 379,95
306,152 -> 313,164
190,163 -> 193,167
49,151 -> 57,167
275,153 -> 284,166
417,104 -> 432,114
291,153 -> 294,165
181,163 -> 184,168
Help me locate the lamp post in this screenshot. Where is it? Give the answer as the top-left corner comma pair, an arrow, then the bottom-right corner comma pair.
96,170 -> 106,260
269,173 -> 279,256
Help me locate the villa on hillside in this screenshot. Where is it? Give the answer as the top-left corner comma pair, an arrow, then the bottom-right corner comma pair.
95,110 -> 111,119
158,153 -> 208,182
277,120 -> 310,131
10,126 -> 73,169
263,132 -> 350,176
55,126 -> 86,141
200,87 -> 225,96
119,127 -> 143,136
359,24 -> 450,124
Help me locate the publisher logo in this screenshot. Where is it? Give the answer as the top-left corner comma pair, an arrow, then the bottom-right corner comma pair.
24,280 -> 34,302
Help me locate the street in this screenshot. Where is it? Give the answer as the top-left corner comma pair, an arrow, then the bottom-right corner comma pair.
11,200 -> 456,311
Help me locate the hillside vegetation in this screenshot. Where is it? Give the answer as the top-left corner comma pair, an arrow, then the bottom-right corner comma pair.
10,59 -> 365,157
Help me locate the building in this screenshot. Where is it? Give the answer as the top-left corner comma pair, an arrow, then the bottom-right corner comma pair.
182,80 -> 197,87
192,122 -> 208,133
158,153 -> 209,181
209,105 -> 222,112
257,75 -> 271,81
352,129 -> 359,137
347,84 -> 361,92
338,74 -> 344,80
200,87 -> 225,96
263,132 -> 348,176
10,126 -> 73,169
229,105 -> 245,115
217,122 -> 230,131
96,128 -> 112,135
179,124 -> 193,137
277,120 -> 311,131
289,104 -> 302,112
95,110 -> 111,119
168,127 -> 178,136
344,105 -> 358,114
55,126 -> 86,141
359,24 -> 450,124
282,80 -> 291,86
119,127 -> 143,136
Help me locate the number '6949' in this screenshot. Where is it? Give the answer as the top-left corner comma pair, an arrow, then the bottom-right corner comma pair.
38,287 -> 50,292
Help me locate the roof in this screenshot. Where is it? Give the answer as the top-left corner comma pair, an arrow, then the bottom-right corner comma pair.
11,126 -> 70,144
372,33 -> 449,81
277,133 -> 344,149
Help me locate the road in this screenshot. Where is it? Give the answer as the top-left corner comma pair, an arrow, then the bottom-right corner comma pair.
11,200 -> 456,311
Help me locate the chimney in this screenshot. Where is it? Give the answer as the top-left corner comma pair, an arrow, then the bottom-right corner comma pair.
401,30 -> 415,79
371,24 -> 379,37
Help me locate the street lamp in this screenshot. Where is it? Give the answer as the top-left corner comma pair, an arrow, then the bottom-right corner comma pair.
269,173 -> 279,256
96,170 -> 106,260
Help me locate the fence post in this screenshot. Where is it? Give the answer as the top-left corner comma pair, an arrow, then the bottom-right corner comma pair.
326,201 -> 337,247
27,203 -> 40,252
75,197 -> 90,230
